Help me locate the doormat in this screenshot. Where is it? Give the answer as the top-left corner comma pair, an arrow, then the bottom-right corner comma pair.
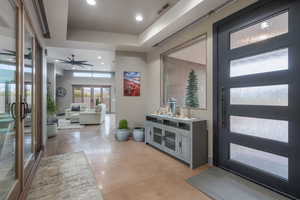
187,167 -> 291,200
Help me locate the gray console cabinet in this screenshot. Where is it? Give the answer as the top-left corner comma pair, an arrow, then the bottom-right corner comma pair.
144,114 -> 207,169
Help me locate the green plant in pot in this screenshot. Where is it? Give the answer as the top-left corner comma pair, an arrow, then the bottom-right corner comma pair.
116,119 -> 130,141
47,94 -> 57,120
96,98 -> 101,106
47,94 -> 58,137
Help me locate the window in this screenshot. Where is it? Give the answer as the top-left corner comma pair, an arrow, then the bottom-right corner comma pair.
162,34 -> 207,109
73,72 -> 112,78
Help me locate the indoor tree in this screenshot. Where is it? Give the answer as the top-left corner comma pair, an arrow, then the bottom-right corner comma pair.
185,70 -> 199,108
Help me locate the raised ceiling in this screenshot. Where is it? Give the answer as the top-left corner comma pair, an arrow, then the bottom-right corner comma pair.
68,0 -> 179,35
47,47 -> 115,72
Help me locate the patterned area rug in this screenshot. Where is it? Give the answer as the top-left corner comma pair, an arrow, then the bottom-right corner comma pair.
57,119 -> 84,130
27,152 -> 103,200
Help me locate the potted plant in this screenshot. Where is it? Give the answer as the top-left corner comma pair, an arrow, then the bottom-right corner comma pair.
96,98 -> 100,106
47,94 -> 58,137
116,119 -> 130,141
133,127 -> 145,142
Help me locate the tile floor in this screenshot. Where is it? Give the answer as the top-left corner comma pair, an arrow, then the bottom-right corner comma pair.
45,114 -> 211,200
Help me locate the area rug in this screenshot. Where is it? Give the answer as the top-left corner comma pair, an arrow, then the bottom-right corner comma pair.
57,119 -> 84,130
27,152 -> 103,200
187,167 -> 290,200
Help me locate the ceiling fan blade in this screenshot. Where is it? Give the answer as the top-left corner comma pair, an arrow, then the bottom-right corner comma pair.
0,52 -> 15,56
76,60 -> 88,63
80,63 -> 94,66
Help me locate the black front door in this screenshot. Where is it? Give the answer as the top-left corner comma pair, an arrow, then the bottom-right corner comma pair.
214,0 -> 300,198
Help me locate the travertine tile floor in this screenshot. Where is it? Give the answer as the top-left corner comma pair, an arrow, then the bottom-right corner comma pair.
45,114 -> 211,200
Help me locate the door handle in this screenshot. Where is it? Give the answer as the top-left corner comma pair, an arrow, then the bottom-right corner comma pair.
21,102 -> 27,120
10,103 -> 16,120
221,87 -> 226,128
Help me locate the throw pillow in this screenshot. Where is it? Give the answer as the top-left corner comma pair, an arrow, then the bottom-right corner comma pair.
71,105 -> 80,112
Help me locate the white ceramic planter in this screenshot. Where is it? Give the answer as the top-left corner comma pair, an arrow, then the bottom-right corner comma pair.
47,124 -> 57,138
133,128 -> 144,142
116,129 -> 130,141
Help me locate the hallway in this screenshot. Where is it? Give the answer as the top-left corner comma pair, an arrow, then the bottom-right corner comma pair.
45,115 -> 211,200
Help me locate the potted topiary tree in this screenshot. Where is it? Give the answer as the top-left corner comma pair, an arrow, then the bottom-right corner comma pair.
116,119 -> 130,141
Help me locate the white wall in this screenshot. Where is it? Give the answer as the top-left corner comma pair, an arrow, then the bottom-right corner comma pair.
115,51 -> 147,129
146,0 -> 257,163
56,70 -> 116,114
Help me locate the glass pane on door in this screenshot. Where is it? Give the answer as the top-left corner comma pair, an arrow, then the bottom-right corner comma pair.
230,84 -> 288,106
24,29 -> 34,162
164,131 -> 176,151
73,88 -> 82,103
230,143 -> 288,179
93,88 -> 101,108
83,87 -> 91,109
230,116 -> 288,143
230,12 -> 288,49
102,87 -> 111,113
153,127 -> 163,145
0,0 -> 17,198
230,48 -> 288,77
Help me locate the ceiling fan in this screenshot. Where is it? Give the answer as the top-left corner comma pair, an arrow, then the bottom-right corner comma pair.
0,49 -> 32,59
57,54 -> 94,68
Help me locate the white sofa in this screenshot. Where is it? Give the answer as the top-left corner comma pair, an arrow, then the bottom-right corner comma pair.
65,103 -> 88,119
79,104 -> 106,125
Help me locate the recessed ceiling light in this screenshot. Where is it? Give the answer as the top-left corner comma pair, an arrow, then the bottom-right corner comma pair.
101,62 -> 104,65
260,22 -> 269,29
135,14 -> 143,22
55,59 -> 59,62
98,56 -> 102,60
86,0 -> 96,6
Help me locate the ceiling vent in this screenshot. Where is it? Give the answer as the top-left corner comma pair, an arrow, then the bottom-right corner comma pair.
158,3 -> 170,16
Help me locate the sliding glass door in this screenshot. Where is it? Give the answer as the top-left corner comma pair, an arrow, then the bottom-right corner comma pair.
0,0 -> 21,199
23,20 -> 36,178
72,86 -> 112,112
215,0 -> 300,198
0,0 -> 43,199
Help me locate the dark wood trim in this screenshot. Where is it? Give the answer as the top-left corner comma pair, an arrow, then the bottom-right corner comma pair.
212,21 -> 219,166
32,0 -> 50,38
18,150 -> 44,200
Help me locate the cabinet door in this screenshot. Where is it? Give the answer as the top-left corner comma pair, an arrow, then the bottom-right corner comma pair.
164,130 -> 177,153
145,126 -> 152,144
152,127 -> 163,148
178,134 -> 191,162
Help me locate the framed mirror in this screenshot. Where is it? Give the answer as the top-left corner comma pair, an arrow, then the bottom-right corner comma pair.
161,34 -> 207,110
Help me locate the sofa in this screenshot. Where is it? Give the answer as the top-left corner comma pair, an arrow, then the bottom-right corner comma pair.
79,104 -> 106,125
65,103 -> 88,119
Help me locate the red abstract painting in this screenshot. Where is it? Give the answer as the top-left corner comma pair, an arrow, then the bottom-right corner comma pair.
123,72 -> 141,96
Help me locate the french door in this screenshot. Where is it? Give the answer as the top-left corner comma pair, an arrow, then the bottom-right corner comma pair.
214,0 -> 300,198
73,85 -> 112,113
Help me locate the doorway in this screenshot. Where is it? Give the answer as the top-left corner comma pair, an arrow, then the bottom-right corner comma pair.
72,85 -> 112,113
213,0 -> 300,198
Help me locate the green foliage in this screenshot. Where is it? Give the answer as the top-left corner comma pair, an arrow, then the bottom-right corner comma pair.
96,98 -> 100,106
118,119 -> 129,129
185,70 -> 199,108
47,94 -> 57,115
